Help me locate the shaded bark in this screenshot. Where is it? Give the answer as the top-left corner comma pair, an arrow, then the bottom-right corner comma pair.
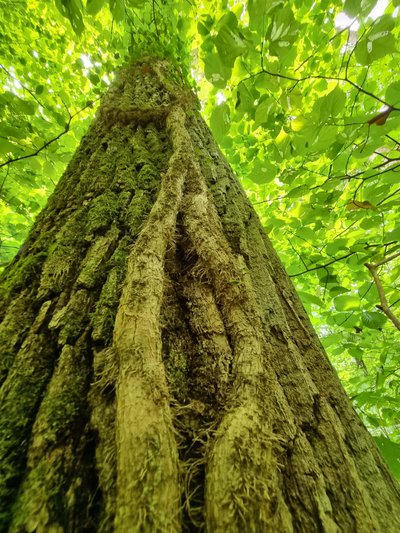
0,57 -> 399,532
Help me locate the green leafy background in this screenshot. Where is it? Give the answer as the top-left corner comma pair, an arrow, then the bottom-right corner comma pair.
1,0 -> 400,478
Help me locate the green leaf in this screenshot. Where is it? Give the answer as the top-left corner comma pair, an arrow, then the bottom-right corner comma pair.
89,72 -> 100,85
249,158 -> 276,184
215,12 -> 247,67
0,124 -> 26,139
334,294 -> 360,311
298,290 -> 324,307
373,436 -> 400,481
295,226 -> 318,242
354,391 -> 384,407
321,333 -> 342,347
55,0 -> 85,35
110,0 -> 125,22
326,238 -> 348,256
362,311 -> 387,330
266,6 -> 299,57
359,216 -> 382,229
248,0 -> 269,33
366,414 -> 382,428
254,97 -> 277,128
329,285 -> 351,297
287,184 -> 309,198
7,95 -> 36,115
344,0 -> 376,17
43,160 -> 58,178
312,87 -> 346,121
355,17 -> 397,65
197,15 -> 213,36
51,109 -> 68,127
383,227 -> 400,243
235,80 -> 258,116
209,103 -> 230,141
0,139 -> 17,155
203,53 -> 232,88
332,311 -> 359,329
386,81 -> 400,106
348,345 -> 363,359
358,282 -> 378,302
370,14 -> 395,35
86,0 -> 106,15
35,84 -> 44,95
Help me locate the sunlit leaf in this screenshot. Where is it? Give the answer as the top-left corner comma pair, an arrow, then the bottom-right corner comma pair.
334,294 -> 360,311
248,0 -> 269,33
0,140 -> 17,155
86,0 -> 106,15
250,158 -> 276,184
110,0 -> 125,22
210,103 -> 230,141
203,53 -> 232,88
374,437 -> 400,480
55,0 -> 85,35
362,311 -> 387,330
355,17 -> 397,65
215,12 -> 247,67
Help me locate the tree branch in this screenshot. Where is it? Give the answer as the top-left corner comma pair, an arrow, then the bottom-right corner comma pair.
238,68 -> 397,110
0,99 -> 97,175
365,252 -> 400,330
290,251 -> 355,277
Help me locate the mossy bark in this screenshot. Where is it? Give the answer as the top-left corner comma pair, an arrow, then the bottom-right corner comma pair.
1,58 -> 400,532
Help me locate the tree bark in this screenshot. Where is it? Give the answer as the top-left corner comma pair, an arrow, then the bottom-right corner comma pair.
0,57 -> 399,532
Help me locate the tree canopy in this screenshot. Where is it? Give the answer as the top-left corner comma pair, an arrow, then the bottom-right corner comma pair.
1,0 -> 400,479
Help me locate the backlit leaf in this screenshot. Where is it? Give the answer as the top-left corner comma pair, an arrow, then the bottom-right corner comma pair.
210,103 -> 230,141
55,0 -> 85,35
373,437 -> 400,480
334,294 -> 360,311
362,311 -> 387,330
86,0 -> 106,15
215,12 -> 247,67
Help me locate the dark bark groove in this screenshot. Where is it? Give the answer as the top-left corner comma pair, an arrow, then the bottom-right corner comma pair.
1,58 -> 399,532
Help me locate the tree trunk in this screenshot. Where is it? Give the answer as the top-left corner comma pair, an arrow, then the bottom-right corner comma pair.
1,57 -> 399,533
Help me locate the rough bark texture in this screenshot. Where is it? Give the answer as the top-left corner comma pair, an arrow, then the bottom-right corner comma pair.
1,57 -> 400,532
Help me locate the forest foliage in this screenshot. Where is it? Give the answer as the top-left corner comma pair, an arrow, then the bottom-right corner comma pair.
1,0 -> 400,478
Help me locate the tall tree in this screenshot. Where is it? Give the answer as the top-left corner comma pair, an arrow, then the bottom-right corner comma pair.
2,0 -> 400,446
1,50 -> 400,532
